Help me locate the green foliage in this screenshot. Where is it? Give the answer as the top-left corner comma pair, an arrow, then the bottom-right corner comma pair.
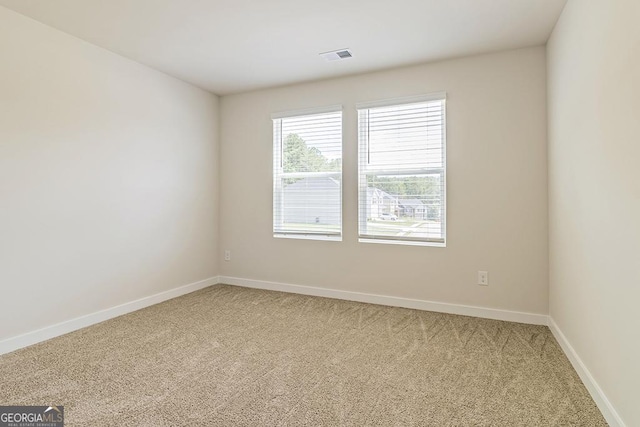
369,176 -> 439,198
283,134 -> 341,173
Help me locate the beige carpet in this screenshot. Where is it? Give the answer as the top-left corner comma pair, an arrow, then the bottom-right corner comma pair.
0,285 -> 606,426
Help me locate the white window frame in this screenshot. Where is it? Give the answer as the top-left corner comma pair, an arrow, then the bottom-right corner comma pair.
272,105 -> 343,241
357,93 -> 447,247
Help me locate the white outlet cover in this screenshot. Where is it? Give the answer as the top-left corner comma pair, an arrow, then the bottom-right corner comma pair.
478,271 -> 489,286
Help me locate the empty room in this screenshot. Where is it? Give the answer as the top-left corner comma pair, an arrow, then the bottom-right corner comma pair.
0,0 -> 638,426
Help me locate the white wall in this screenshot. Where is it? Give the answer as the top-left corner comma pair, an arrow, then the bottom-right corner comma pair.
0,7 -> 219,341
547,1 -> 640,425
220,47 -> 549,315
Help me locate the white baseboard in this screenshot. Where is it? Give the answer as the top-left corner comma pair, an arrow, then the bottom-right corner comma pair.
218,276 -> 548,325
0,276 -> 220,356
548,317 -> 625,427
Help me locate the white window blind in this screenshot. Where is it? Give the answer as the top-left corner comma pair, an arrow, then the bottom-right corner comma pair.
358,95 -> 446,246
273,108 -> 342,240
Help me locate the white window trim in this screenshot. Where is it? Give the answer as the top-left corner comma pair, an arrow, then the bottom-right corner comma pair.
272,106 -> 343,241
271,105 -> 343,120
357,93 -> 447,247
355,92 -> 447,110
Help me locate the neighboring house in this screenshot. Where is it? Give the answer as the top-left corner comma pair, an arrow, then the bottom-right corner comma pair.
285,179 -> 433,223
366,187 -> 399,219
398,198 -> 427,219
282,177 -> 340,225
284,179 -> 402,223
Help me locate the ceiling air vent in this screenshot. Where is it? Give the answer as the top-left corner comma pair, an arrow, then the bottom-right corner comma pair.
320,49 -> 353,61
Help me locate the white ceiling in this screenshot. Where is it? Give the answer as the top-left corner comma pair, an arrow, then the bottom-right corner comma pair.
0,0 -> 567,95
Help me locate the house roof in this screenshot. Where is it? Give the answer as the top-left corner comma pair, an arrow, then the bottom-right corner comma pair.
398,199 -> 425,208
367,187 -> 396,201
283,176 -> 340,191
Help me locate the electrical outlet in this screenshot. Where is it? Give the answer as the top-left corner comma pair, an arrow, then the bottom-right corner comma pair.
224,250 -> 231,261
478,271 -> 489,286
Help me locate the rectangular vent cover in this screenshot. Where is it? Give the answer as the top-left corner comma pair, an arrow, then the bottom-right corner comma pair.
320,49 -> 353,61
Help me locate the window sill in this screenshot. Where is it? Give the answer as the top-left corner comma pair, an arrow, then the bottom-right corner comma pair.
274,234 -> 342,242
358,238 -> 446,248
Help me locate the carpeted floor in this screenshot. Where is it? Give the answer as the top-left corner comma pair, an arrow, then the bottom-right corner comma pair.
0,285 -> 606,426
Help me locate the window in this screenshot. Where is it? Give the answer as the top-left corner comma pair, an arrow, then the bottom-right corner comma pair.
358,94 -> 446,246
273,107 -> 342,240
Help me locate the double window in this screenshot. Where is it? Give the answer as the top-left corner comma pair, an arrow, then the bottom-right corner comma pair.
272,93 -> 446,246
